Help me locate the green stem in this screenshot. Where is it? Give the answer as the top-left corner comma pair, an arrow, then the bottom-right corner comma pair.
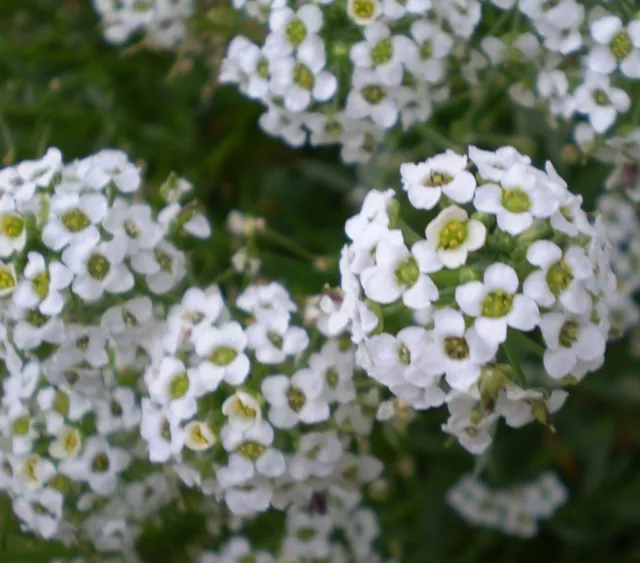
213,267 -> 237,285
420,126 -> 464,153
502,340 -> 527,387
509,329 -> 545,357
256,228 -> 316,262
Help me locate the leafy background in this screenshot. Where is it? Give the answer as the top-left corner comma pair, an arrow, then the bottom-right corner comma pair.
0,1 -> 639,561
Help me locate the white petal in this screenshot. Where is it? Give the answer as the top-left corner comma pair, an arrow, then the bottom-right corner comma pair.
455,281 -> 484,316
475,317 -> 508,345
507,295 -> 540,332
484,263 -> 518,293
544,348 -> 576,379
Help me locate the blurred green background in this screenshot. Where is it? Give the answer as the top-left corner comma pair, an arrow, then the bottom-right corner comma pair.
1,1 -> 640,562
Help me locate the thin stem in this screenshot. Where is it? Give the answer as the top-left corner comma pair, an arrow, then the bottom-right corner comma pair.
213,267 -> 237,285
502,340 -> 527,387
256,228 -> 316,262
509,329 -> 545,357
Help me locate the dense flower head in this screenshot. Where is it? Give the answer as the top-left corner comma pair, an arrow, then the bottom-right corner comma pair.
336,145 -> 618,455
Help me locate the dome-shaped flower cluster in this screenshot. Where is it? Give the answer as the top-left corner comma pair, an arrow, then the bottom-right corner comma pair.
0,149 -> 388,560
330,145 -> 618,454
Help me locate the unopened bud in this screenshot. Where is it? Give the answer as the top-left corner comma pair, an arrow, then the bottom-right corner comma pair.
471,211 -> 495,229
386,199 -> 400,228
479,363 -> 513,404
459,266 -> 481,283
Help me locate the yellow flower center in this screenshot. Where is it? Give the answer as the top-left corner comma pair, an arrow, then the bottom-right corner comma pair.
61,209 -> 90,232
501,188 -> 531,213
481,290 -> 514,318
438,220 -> 468,250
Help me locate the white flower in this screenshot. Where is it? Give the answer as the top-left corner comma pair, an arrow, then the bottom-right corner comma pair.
0,147 -> 61,202
588,15 -> 640,79
271,45 -> 337,112
266,4 -> 323,56
0,198 -> 26,257
468,145 -> 531,183
222,391 -> 262,431
401,151 -> 476,210
237,282 -> 296,324
145,356 -> 200,421
49,426 -> 83,460
523,240 -> 594,315
261,370 -> 330,429
62,235 -> 133,302
10,304 -> 64,350
308,339 -> 357,404
194,322 -> 250,389
282,509 -> 333,560
59,436 -> 131,495
224,484 -> 272,516
246,316 -> 309,364
220,36 -> 273,102
140,399 -> 185,463
405,20 -> 453,83
95,387 -> 141,435
55,323 -> 109,367
442,391 -> 498,455
438,0 -> 482,39
382,0 -> 430,20
82,149 -> 141,193
184,421 -> 217,451
350,23 -> 414,87
259,104 -> 307,147
12,253 -> 72,316
288,431 -> 343,481
473,162 -> 558,235
425,205 -> 486,268
0,260 -> 17,297
132,240 -> 186,294
456,262 -> 540,346
360,239 -> 439,309
218,421 -> 286,488
426,308 -> 498,391
345,69 -> 398,129
101,296 -> 154,337
347,0 -> 381,25
540,312 -> 606,379
42,192 -> 107,251
158,202 -> 212,239
102,200 -> 163,256
573,72 -> 631,134
13,488 -> 63,539
495,385 -> 568,428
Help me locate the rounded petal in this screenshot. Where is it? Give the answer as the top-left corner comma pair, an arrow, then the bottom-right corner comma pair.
544,348 -> 576,379
507,295 -> 540,332
455,281 -> 485,316
474,317 -> 508,345
484,263 -> 518,293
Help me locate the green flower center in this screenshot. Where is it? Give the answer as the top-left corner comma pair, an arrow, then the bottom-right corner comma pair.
91,453 -> 110,473
444,336 -> 470,360
189,424 -> 211,447
293,62 -> 314,90
481,290 -> 514,318
397,343 -> 411,365
610,31 -> 632,60
161,418 -> 172,441
54,392 -> 70,417
209,346 -> 238,366
438,220 -> 468,250
287,386 -> 307,412
123,219 -> 139,239
122,310 -> 138,328
168,372 -> 190,400
286,17 -> 307,48
23,456 -> 40,482
326,368 -> 339,388
352,0 -> 377,18
394,255 -> 420,287
324,121 -> 343,136
61,209 -> 90,233
559,320 -> 578,348
87,253 -> 111,281
237,441 -> 265,461
371,38 -> 393,65
32,272 -> 50,299
25,309 -> 49,327
267,331 -> 283,349
11,417 -> 30,436
0,214 -> 25,239
0,267 -> 16,290
420,42 -> 433,60
63,429 -> 80,454
501,188 -> 531,213
361,85 -> 386,104
64,370 -> 80,385
257,58 -> 269,79
297,527 -> 317,541
110,400 -> 123,416
424,170 -> 453,187
76,335 -> 89,350
155,249 -> 172,272
546,260 -> 573,297
233,398 -> 257,418
593,89 -> 610,106
239,556 -> 256,563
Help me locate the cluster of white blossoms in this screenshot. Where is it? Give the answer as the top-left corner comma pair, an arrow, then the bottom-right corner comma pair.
447,472 -> 567,538
92,0 -> 193,48
332,145 -> 619,455
0,149 -> 388,559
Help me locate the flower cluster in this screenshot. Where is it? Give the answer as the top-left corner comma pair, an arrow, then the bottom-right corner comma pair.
92,0 -> 194,48
447,472 -> 567,538
332,145 -> 618,454
0,149 -> 387,559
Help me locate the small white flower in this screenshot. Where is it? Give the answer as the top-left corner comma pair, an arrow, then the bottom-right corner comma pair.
13,488 -> 63,540
442,390 -> 498,455
282,509 -> 333,560
360,238 -> 440,309
222,391 -> 262,431
246,316 -> 309,365
218,421 -> 286,488
405,20 -> 453,83
495,385 -> 568,428
102,200 -> 163,256
345,69 -> 399,129
261,370 -> 330,429
401,151 -> 476,210
49,426 -> 83,460
540,312 -> 606,379
588,15 -> 640,79
347,0 -> 381,25
132,240 -> 186,294
289,431 -> 343,481
0,147 -> 61,202
95,387 -> 141,435
425,205 -> 486,269
145,356 -> 200,421
59,436 -> 131,495
82,149 -> 141,193
523,240 -> 594,314
42,192 -> 107,251
195,322 -> 250,389
62,235 -> 133,302
266,4 -> 323,56
0,198 -> 27,257
308,339 -> 357,404
573,72 -> 631,134
382,0 -> 430,20
184,420 -> 217,451
140,399 -> 185,463
13,253 -> 72,316
237,282 -> 296,324
456,262 -> 540,346
0,260 -> 17,297
473,162 -> 558,235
